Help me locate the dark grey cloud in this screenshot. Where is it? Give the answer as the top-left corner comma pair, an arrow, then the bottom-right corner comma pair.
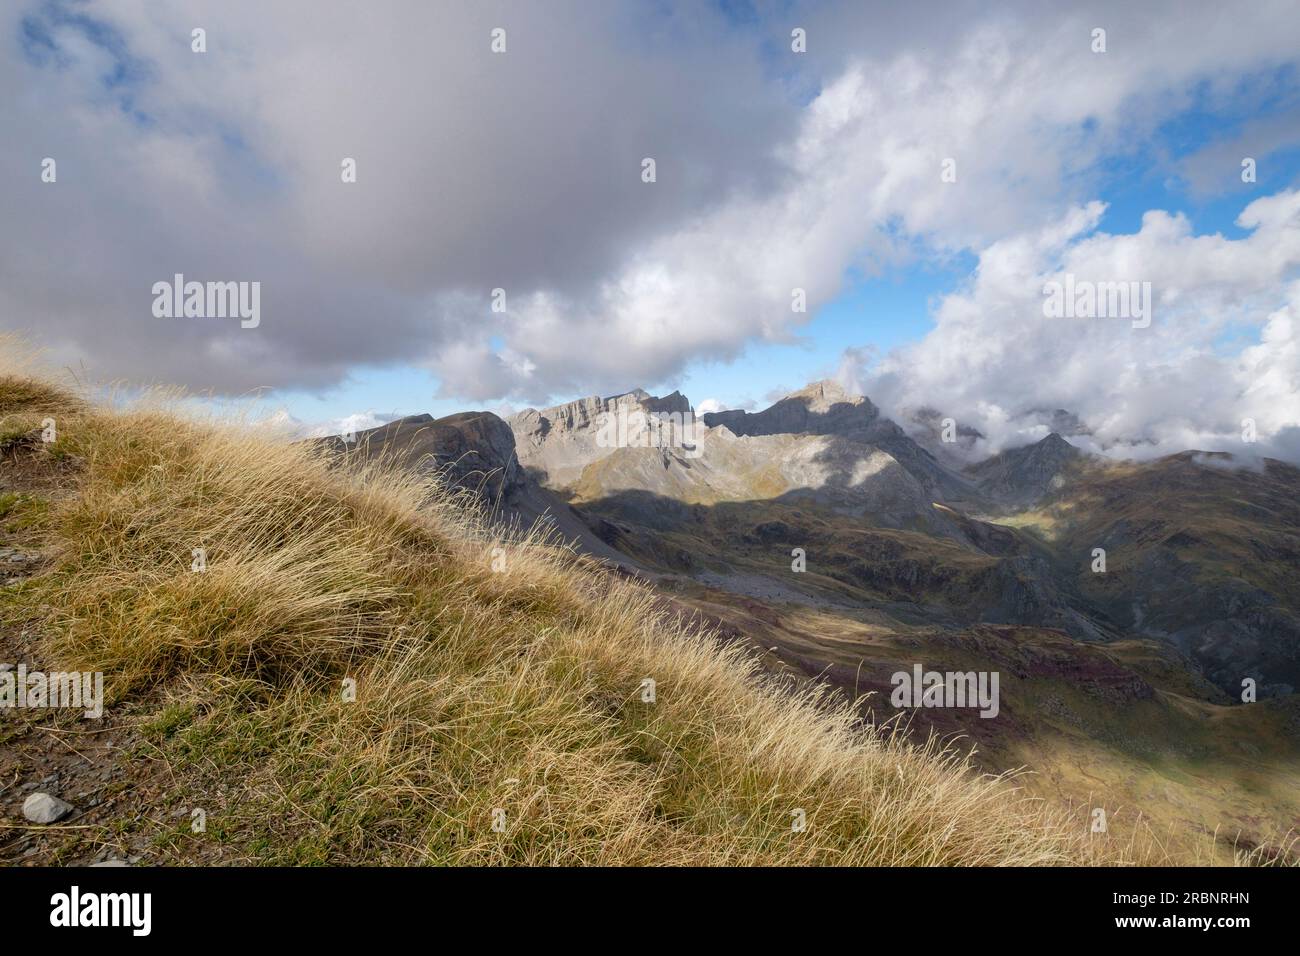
0,0 -> 797,393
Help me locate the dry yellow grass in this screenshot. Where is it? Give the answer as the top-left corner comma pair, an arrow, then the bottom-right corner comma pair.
1,339 -> 1158,865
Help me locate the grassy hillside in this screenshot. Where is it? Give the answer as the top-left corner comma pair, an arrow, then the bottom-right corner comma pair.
0,344 -> 1145,866
661,584 -> 1300,865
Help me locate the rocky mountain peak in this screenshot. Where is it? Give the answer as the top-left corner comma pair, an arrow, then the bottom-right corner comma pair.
1023,407 -> 1092,437
701,381 -> 879,438
1038,431 -> 1074,453
320,411 -> 524,503
966,432 -> 1083,507
514,388 -> 692,439
508,387 -> 695,487
786,379 -> 863,412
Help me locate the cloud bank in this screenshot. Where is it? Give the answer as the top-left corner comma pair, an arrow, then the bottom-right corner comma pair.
855,193 -> 1300,461
2,0 -> 1299,458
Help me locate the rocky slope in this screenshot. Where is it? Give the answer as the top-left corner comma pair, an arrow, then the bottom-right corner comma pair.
702,381 -> 978,503
319,410 -> 636,568
966,432 -> 1085,508
510,380 -> 977,532
1046,451 -> 1300,697
512,389 -> 693,488
320,412 -> 524,503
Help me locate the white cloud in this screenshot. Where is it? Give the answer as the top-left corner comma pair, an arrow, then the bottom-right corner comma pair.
242,406 -> 398,441
695,398 -> 725,415
298,410 -> 399,440
860,191 -> 1300,462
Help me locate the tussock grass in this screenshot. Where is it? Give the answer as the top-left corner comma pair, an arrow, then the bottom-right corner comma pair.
1,347 -> 1156,865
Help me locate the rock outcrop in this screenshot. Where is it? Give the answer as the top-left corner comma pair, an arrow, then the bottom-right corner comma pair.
511,389 -> 693,488
321,412 -> 524,504
319,410 -> 640,570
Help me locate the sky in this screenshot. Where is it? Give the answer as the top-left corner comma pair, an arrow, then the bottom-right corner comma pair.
3,0 -> 1300,462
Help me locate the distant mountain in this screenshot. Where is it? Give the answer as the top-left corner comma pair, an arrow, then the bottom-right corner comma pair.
904,406 -> 986,466
511,388 -> 692,488
1048,449 -> 1300,697
508,381 -> 976,535
1024,407 -> 1092,438
702,380 -> 977,502
499,382 -> 1300,695
702,380 -> 880,437
966,432 -> 1085,507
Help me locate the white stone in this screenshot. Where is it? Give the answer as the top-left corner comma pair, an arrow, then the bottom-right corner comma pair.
22,792 -> 74,824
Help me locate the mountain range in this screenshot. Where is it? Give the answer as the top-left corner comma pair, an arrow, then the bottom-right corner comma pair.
329,378 -> 1300,858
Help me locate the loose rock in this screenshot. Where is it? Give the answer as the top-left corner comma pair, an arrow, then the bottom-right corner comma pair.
22,792 -> 74,824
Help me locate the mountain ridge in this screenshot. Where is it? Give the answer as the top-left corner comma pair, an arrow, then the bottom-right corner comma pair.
322,382 -> 1300,708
